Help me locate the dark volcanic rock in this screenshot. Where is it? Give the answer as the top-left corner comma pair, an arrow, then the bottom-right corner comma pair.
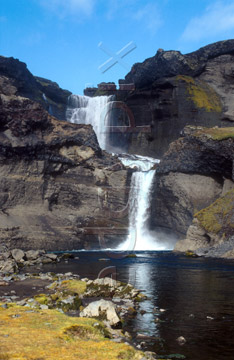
151,126 -> 234,236
157,126 -> 234,179
124,40 -> 234,89
110,40 -> 234,157
0,94 -> 130,250
0,56 -> 71,120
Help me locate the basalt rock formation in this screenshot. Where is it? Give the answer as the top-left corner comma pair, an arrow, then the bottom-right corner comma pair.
124,40 -> 234,88
152,126 -> 234,257
0,56 -> 71,120
107,40 -> 234,157
0,93 -> 130,250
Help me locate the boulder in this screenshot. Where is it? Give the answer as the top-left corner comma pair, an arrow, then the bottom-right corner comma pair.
44,253 -> 58,261
25,250 -> 40,261
80,299 -> 120,326
0,259 -> 18,274
11,249 -> 25,262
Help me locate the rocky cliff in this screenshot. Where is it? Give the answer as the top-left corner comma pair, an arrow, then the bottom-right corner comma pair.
0,93 -> 130,250
107,40 -> 234,157
152,126 -> 234,257
0,56 -> 71,120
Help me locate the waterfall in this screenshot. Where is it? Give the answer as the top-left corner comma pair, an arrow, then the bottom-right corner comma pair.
66,94 -> 113,150
66,94 -> 170,250
118,154 -> 168,251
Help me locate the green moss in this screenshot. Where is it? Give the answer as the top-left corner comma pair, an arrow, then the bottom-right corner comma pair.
176,75 -> 195,85
193,127 -> 234,140
63,323 -> 108,340
34,294 -> 49,305
195,189 -> 234,236
135,293 -> 147,302
86,283 -> 115,298
185,251 -> 198,258
50,293 -> 59,301
177,75 -> 222,112
51,280 -> 87,295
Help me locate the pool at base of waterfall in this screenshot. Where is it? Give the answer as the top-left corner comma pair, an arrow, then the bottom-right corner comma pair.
26,250 -> 234,360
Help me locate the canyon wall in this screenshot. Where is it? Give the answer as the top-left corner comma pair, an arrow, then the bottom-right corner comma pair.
104,40 -> 234,157
0,93 -> 130,250
152,126 -> 234,257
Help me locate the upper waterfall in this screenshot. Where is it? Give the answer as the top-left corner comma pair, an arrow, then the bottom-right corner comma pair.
66,94 -> 113,150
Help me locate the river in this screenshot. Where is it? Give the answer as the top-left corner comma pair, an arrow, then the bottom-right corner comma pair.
36,250 -> 234,360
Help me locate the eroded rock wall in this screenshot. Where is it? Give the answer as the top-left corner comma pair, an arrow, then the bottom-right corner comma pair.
152,126 -> 234,242
109,40 -> 234,157
0,94 -> 130,250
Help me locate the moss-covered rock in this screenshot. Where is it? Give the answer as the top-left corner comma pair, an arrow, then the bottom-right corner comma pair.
33,280 -> 87,312
191,126 -> 234,141
175,188 -> 234,257
195,188 -> 234,237
177,75 -> 222,112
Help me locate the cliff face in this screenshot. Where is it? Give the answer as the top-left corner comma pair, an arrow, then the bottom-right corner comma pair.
0,94 -> 130,250
0,56 -> 71,120
109,40 -> 234,157
153,126 -> 234,257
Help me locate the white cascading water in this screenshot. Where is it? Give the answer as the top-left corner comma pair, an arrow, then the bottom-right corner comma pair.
66,94 -> 169,250
66,94 -> 113,150
118,155 -> 167,250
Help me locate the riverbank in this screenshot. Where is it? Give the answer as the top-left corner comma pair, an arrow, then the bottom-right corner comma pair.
0,266 -> 158,360
2,251 -> 234,359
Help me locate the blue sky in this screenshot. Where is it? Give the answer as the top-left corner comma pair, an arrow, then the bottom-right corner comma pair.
1,0 -> 234,94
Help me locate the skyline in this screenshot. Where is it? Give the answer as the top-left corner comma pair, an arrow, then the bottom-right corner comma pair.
1,0 -> 234,94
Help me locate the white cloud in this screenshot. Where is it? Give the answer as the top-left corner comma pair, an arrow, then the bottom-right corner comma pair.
105,1 -> 163,34
182,1 -> 234,42
39,0 -> 95,18
132,3 -> 162,33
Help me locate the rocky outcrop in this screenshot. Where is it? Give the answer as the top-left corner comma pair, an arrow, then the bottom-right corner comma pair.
106,40 -> 234,157
0,56 -> 71,120
175,188 -> 234,258
124,39 -> 234,89
0,93 -> 130,250
152,126 -> 234,240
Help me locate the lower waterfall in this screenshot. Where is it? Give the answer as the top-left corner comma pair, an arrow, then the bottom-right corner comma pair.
66,95 -> 170,250
118,155 -> 168,251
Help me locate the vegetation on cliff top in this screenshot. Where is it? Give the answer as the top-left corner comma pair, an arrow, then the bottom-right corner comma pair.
195,188 -> 234,236
191,126 -> 234,140
177,75 -> 222,113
